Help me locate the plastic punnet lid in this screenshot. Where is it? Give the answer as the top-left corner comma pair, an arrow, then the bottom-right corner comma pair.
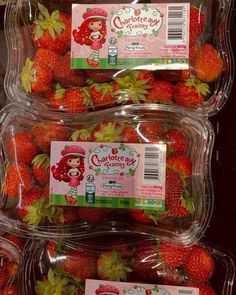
0,103 -> 214,243
0,236 -> 22,295
4,0 -> 234,116
22,237 -> 236,295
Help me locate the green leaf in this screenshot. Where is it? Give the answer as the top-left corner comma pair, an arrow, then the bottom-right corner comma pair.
38,3 -> 50,19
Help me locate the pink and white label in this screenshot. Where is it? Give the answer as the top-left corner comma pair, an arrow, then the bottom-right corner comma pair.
85,279 -> 199,295
71,3 -> 190,70
49,142 -> 166,210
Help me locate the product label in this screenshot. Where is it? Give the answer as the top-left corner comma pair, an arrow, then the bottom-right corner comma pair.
49,142 -> 166,210
85,279 -> 199,295
71,3 -> 190,70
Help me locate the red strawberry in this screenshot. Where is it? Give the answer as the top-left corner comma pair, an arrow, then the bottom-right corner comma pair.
134,241 -> 161,282
7,132 -> 38,164
1,286 -> 17,295
32,4 -> 70,54
163,129 -> 188,154
34,48 -> 60,72
78,207 -> 109,223
3,234 -> 25,250
32,154 -> 50,184
21,58 -> 53,93
61,249 -> 97,281
5,262 -> 18,277
195,44 -> 223,82
85,69 -> 116,82
53,207 -> 81,224
167,155 -> 192,178
0,270 -> 9,288
89,82 -> 114,106
139,122 -> 161,137
63,88 -> 93,113
147,80 -> 174,103
71,126 -> 95,142
122,125 -> 140,143
186,283 -> 217,295
4,163 -> 34,198
184,246 -> 215,281
190,7 -> 205,46
114,71 -> 154,104
159,241 -> 188,268
129,209 -> 159,224
32,122 -> 70,153
174,79 -> 210,107
93,121 -> 123,142
18,188 -> 51,226
112,148 -> 118,155
47,84 -> 66,110
161,268 -> 185,285
97,250 -> 132,281
54,53 -> 86,87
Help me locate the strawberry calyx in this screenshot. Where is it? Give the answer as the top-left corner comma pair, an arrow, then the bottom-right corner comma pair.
21,58 -> 36,93
32,154 -> 50,169
81,87 -> 94,107
185,78 -> 210,96
53,84 -> 66,99
98,251 -> 132,281
114,71 -> 152,104
34,3 -> 66,40
93,121 -> 123,142
71,126 -> 95,142
92,82 -> 114,100
181,191 -> 195,214
35,267 -> 84,295
143,210 -> 162,224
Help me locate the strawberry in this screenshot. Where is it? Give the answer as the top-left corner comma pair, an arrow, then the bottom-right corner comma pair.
97,250 -> 132,281
61,249 -> 97,281
4,163 -> 34,198
114,71 -> 154,104
129,209 -> 160,224
0,270 -> 9,288
7,132 -> 38,164
32,122 -> 70,153
5,262 -> 18,277
139,122 -> 161,137
89,82 -> 114,106
167,155 -> 192,178
134,241 -> 161,282
53,207 -> 81,224
47,84 -> 66,110
184,246 -> 215,281
32,154 -> 50,184
161,268 -> 185,285
147,80 -> 174,103
78,207 -> 109,223
186,283 -> 217,295
1,286 -> 17,295
71,126 -> 95,142
85,69 -> 116,82
63,88 -> 93,113
174,78 -> 210,107
54,53 -> 86,87
21,58 -> 53,93
3,234 -> 25,250
18,188 -> 52,226
34,48 -> 60,72
32,4 -> 70,54
159,241 -> 188,268
92,121 -> 123,142
190,7 -> 205,46
121,125 -> 140,143
195,44 -> 223,82
163,129 -> 187,155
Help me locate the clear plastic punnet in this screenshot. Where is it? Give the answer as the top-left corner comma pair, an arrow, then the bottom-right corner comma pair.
21,237 -> 236,295
4,0 -> 234,116
0,104 -> 214,243
0,236 -> 22,295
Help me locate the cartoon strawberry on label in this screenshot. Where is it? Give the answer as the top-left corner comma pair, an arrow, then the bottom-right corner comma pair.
95,284 -> 119,295
100,144 -> 104,148
112,148 -> 118,155
65,194 -> 77,205
135,9 -> 141,16
120,172 -> 124,176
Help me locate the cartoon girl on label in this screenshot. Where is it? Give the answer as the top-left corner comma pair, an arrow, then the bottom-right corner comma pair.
52,145 -> 85,205
73,7 -> 107,67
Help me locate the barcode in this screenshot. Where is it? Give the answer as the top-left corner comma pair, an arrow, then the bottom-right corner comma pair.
178,289 -> 195,295
143,146 -> 164,184
167,5 -> 187,44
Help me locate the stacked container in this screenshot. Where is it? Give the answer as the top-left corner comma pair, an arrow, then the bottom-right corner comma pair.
0,0 -> 235,294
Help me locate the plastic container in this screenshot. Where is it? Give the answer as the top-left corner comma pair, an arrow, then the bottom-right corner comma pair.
4,0 -> 234,115
21,237 -> 235,295
0,103 -> 214,243
0,236 -> 22,294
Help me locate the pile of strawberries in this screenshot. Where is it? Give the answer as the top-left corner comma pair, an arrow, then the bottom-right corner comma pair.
20,3 -> 223,112
0,237 -> 21,295
24,239 -> 218,295
2,119 -> 195,231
